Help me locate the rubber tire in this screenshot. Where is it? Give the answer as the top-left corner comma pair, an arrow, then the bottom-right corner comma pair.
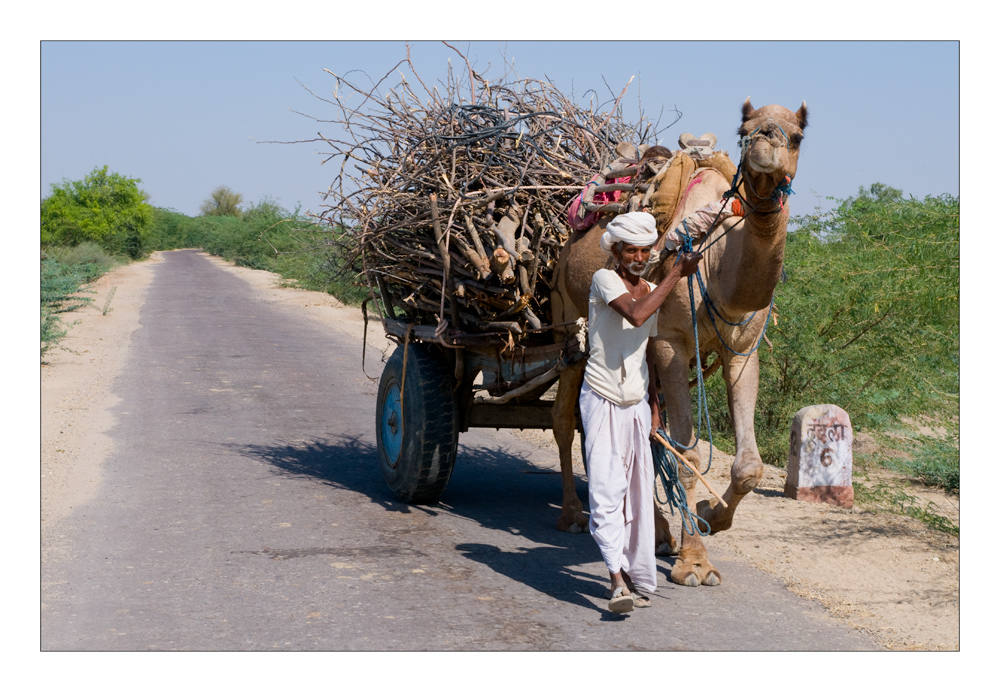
376,342 -> 459,504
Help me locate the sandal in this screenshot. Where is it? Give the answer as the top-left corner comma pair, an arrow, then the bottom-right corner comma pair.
609,586 -> 634,613
630,591 -> 652,608
621,572 -> 651,607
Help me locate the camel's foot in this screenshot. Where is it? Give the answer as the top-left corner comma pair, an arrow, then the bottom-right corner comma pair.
696,498 -> 734,533
656,540 -> 679,556
654,505 -> 678,556
556,501 -> 588,534
670,552 -> 722,587
654,525 -> 678,556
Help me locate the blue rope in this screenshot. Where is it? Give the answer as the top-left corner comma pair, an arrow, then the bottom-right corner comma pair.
695,268 -> 757,327
694,267 -> 774,358
683,267 -> 714,472
774,179 -> 795,198
663,230 -> 774,476
659,243 -> 715,475
707,301 -> 774,358
651,427 -> 711,537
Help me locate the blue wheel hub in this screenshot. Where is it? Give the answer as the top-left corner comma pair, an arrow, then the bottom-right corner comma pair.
380,381 -> 403,468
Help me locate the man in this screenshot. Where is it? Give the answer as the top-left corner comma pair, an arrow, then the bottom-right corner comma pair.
581,211 -> 702,613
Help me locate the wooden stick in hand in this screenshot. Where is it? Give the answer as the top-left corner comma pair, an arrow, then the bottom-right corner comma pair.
651,431 -> 729,509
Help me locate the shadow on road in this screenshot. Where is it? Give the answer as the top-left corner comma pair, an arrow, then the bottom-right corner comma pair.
234,434 -> 612,613
233,434 -> 401,511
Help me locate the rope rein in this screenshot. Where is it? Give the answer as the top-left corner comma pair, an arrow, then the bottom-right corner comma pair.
651,428 -> 711,537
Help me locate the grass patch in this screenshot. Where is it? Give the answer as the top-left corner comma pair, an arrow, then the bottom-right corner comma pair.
896,433 -> 960,492
101,286 -> 118,316
853,481 -> 958,536
855,425 -> 960,494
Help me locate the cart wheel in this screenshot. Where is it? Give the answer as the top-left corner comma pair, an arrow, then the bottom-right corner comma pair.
376,342 -> 458,504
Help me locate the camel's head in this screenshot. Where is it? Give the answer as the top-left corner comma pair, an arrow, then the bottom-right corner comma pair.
737,98 -> 808,194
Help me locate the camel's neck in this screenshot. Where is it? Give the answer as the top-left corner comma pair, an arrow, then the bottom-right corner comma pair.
715,196 -> 788,313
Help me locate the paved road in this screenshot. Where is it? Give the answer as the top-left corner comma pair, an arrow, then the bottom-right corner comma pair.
42,249 -> 879,651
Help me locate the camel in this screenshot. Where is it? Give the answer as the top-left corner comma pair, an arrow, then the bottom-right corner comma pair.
549,98 -> 807,586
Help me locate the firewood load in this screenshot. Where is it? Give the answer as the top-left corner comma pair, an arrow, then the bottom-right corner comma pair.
309,47 -> 674,344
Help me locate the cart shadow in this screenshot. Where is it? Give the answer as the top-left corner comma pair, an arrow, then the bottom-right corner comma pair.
232,434 -> 399,508
234,433 -> 612,613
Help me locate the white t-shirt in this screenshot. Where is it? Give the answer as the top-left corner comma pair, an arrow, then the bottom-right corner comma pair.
584,268 -> 658,407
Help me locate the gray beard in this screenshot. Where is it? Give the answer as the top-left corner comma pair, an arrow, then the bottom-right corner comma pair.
624,261 -> 646,276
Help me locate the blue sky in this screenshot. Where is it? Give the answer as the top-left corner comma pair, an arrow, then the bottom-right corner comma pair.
40,40 -> 958,219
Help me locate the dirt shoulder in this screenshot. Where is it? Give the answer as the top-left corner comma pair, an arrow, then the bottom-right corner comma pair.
40,251 -> 959,651
41,253 -> 163,530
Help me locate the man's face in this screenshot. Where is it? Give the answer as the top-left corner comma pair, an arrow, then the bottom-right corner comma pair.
615,243 -> 652,276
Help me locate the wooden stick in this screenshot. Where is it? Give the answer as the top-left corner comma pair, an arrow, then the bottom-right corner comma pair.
591,182 -> 637,194
430,193 -> 461,329
651,431 -> 729,509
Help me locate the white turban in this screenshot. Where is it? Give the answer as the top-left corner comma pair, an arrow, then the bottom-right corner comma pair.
600,211 -> 658,253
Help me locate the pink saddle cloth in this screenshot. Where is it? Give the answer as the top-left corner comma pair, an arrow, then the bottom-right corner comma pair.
567,173 -> 631,231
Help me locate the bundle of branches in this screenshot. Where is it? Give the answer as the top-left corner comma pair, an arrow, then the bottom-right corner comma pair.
310,46 -> 662,342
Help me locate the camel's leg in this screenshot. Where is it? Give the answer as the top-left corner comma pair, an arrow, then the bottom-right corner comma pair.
552,363 -> 587,533
652,338 -> 720,587
698,351 -> 764,533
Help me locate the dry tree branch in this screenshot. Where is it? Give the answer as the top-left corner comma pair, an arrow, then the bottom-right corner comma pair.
289,43 -> 669,341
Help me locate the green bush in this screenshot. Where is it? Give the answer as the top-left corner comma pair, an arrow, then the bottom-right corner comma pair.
147,208 -> 191,250
40,244 -> 120,358
41,166 -> 153,259
696,185 -> 958,489
45,242 -> 119,283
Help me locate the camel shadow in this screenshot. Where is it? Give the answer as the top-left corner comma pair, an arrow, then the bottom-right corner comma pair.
753,488 -> 786,498
231,433 -> 615,614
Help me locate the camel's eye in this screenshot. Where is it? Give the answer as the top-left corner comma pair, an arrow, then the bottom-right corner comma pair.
789,133 -> 803,147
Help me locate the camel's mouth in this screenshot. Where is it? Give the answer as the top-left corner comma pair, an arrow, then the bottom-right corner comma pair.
746,156 -> 782,174
745,140 -> 789,174
743,124 -> 794,175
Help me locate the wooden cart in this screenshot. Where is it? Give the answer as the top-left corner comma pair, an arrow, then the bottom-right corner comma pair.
375,317 -> 587,504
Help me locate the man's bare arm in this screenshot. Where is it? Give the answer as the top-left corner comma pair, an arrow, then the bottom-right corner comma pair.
608,252 -> 702,327
646,340 -> 661,436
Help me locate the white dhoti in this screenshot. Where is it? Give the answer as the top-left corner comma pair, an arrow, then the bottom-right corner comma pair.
580,380 -> 658,593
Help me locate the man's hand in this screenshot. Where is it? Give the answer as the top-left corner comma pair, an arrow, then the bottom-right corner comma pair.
649,398 -> 662,440
676,251 -> 703,277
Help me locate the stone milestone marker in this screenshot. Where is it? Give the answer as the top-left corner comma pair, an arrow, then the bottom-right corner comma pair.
785,404 -> 854,508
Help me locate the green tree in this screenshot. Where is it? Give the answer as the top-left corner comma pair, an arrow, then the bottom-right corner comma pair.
200,186 -> 244,217
40,165 -> 153,259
